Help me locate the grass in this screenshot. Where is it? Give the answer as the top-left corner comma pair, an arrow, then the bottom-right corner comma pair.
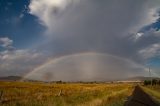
141,85 -> 160,103
0,81 -> 134,106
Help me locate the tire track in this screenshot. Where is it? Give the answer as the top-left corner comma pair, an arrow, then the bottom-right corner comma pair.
125,86 -> 160,106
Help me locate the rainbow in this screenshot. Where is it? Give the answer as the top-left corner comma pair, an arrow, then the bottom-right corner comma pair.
20,52 -> 155,81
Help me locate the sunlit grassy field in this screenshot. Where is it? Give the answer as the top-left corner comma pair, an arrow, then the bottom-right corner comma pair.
0,81 -> 134,106
142,85 -> 160,103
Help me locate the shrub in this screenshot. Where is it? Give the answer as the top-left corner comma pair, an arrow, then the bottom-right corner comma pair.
144,79 -> 160,86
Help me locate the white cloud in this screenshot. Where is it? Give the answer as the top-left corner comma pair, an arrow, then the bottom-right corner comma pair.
139,43 -> 160,59
0,37 -> 14,50
134,32 -> 144,41
0,37 -> 47,76
29,0 -> 77,29
0,49 -> 47,76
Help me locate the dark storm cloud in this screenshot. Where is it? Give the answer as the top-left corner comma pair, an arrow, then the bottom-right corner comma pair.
1,0 -> 160,80
33,0 -> 156,62
27,0 -> 160,81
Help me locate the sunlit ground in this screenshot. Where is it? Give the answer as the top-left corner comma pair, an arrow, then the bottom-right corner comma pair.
0,81 -> 134,106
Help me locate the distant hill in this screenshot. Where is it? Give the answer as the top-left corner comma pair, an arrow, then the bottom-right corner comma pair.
0,76 -> 42,82
121,76 -> 160,81
0,76 -> 22,81
0,76 -> 160,82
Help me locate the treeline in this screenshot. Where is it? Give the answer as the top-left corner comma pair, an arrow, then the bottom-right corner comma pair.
144,79 -> 160,86
50,80 -> 104,84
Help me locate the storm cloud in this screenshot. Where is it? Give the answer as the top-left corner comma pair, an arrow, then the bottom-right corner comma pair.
0,0 -> 160,81
29,0 -> 160,62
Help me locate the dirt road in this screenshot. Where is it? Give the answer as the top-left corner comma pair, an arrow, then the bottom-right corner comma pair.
125,86 -> 160,106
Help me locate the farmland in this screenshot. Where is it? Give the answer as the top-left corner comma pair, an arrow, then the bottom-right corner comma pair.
0,81 -> 134,106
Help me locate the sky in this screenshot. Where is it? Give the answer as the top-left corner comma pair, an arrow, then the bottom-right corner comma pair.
0,0 -> 160,81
